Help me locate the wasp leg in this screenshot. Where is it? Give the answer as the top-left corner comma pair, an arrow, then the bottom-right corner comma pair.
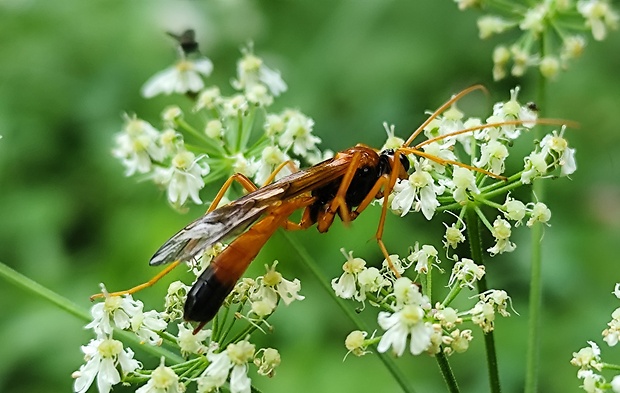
90,260 -> 182,300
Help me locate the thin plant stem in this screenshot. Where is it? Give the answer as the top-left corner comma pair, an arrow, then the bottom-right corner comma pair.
0,261 -> 184,364
525,54 -> 548,393
436,350 -> 460,393
280,232 -> 420,393
465,208 -> 502,393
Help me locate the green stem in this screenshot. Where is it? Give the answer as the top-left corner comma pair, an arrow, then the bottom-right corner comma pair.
0,261 -> 184,364
280,232 -> 418,393
436,350 -> 460,393
525,68 -> 548,393
465,209 -> 501,393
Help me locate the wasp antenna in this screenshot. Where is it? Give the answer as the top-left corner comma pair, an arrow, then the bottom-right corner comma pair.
414,118 -> 578,149
403,84 -> 488,148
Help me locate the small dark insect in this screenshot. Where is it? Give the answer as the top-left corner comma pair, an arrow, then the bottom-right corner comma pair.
167,29 -> 199,55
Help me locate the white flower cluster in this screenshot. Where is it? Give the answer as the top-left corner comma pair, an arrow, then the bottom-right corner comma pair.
455,0 -> 619,80
75,259 -> 304,393
386,87 -> 574,257
334,248 -> 512,358
571,283 -> 620,393
113,44 -> 328,209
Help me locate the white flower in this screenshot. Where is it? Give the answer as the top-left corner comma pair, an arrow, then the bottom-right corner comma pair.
156,149 -> 210,206
142,58 -> 214,98
577,369 -> 605,393
72,338 -> 140,393
113,116 -> 164,176
199,350 -> 232,392
521,151 -> 548,184
526,202 -> 552,227
611,374 -> 620,393
278,111 -> 320,157
540,127 -> 577,176
250,261 -> 304,310
603,308 -> 620,346
381,122 -> 405,150
577,0 -> 619,41
356,267 -> 389,302
232,51 -> 287,97
377,304 -> 433,356
571,341 -> 603,370
539,56 -> 560,79
390,161 -> 444,219
332,249 -> 366,299
194,87 -> 222,111
502,195 -> 527,224
407,244 -> 440,274
614,283 -> 620,299
227,341 -> 255,393
254,348 -> 281,377
487,217 -> 516,255
177,323 -> 211,356
392,277 -> 431,309
475,139 -> 509,175
136,359 -> 182,393
344,330 -> 370,357
519,4 -> 549,36
477,15 -> 512,39
443,222 -> 466,250
448,258 -> 485,289
451,167 -> 478,203
86,292 -> 143,336
131,310 -> 167,346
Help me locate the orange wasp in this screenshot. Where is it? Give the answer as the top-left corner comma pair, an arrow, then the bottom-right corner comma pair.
96,85 -> 561,332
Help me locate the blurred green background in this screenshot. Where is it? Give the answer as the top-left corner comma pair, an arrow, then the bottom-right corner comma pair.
1,1 -> 619,392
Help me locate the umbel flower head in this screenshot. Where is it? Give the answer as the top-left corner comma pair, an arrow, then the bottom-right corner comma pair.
456,0 -> 619,80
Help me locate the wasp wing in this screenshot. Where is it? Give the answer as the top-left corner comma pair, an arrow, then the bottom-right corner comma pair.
150,153 -> 355,266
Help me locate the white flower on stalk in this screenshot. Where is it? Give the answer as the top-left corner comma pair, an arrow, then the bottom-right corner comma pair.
561,35 -> 587,62
526,202 -> 552,227
86,290 -> 143,336
250,261 -> 304,311
142,58 -> 214,98
519,4 -> 549,36
198,350 -> 232,392
344,330 -> 371,357
577,0 -> 619,41
232,50 -> 287,97
571,341 -> 604,371
502,195 -> 527,224
448,258 -> 485,289
377,303 -> 433,356
477,15 -> 512,39
487,217 -> 516,255
254,348 -> 281,377
577,369 -> 605,393
451,167 -> 478,203
72,337 -> 141,393
392,277 -> 431,309
407,244 -> 440,274
278,111 -> 321,157
475,139 -> 509,175
156,149 -> 210,206
113,116 -> 165,176
421,140 -> 457,174
444,329 -> 473,355
332,249 -> 366,299
443,222 -> 466,250
603,308 -> 620,347
390,160 -> 444,219
131,310 -> 167,346
614,283 -> 620,299
540,127 -> 577,177
136,358 -> 182,393
381,122 -> 405,150
521,150 -> 548,184
356,267 -> 389,303
177,323 -> 211,356
194,86 -> 222,112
